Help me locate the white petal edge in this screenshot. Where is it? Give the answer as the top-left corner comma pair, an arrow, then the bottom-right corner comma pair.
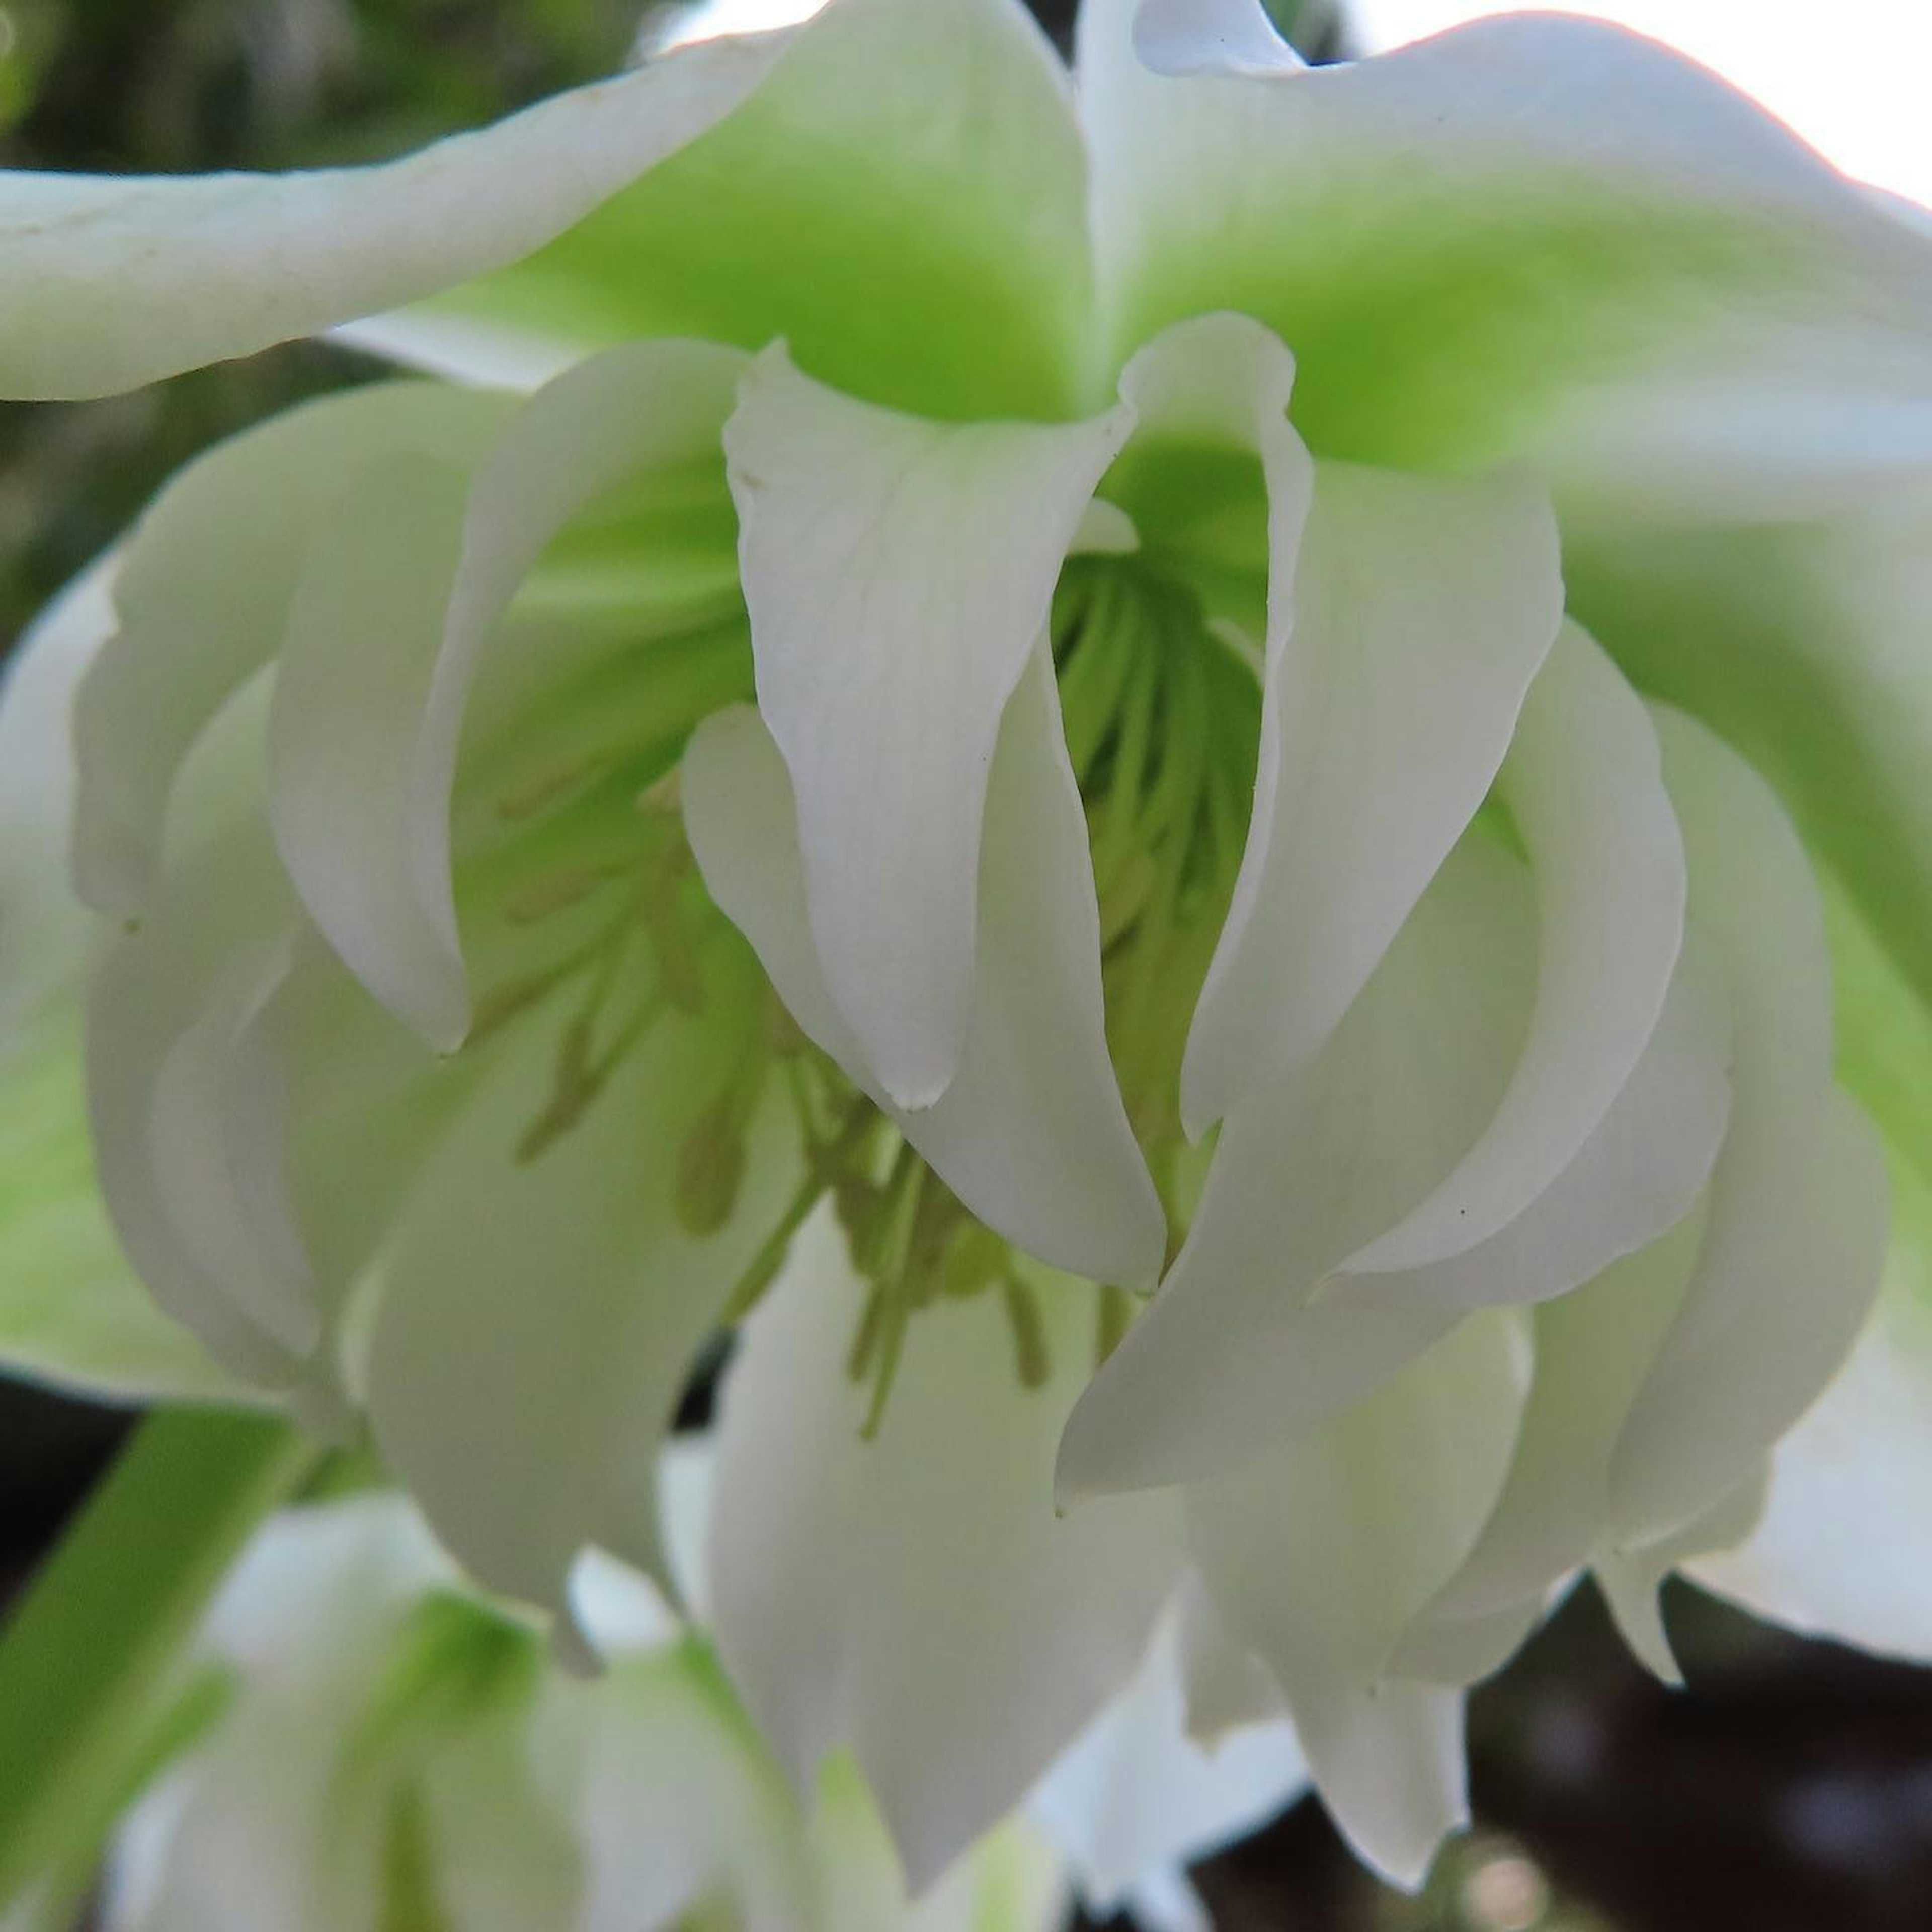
1181,455 -> 1563,1132
684,652 -> 1164,1289
709,1205 -> 1183,1892
1343,623 -> 1686,1277
0,28 -> 795,399
723,342 -> 1133,1109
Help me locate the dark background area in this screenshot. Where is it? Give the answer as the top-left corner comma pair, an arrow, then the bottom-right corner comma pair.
4,3 -> 1930,1926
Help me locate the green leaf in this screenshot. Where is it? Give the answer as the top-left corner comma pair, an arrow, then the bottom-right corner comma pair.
0,1407 -> 320,1913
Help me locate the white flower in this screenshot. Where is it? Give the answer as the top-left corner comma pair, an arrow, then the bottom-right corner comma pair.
83,1483 -> 1300,1932
3,0 -> 1931,1893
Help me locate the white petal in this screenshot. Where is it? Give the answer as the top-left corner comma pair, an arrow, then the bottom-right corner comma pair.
1424,1213 -> 1704,1627
361,0 -> 1094,423
723,343 -> 1132,1109
1685,1167 -> 1932,1662
268,339 -> 745,1048
1079,3 -> 1932,505
1609,1093 -> 1890,1553
1363,953 -> 1731,1312
365,945 -> 798,1635
1185,1311 -> 1530,1887
1344,624 -> 1686,1277
1607,710 -> 1886,1545
84,683 -> 311,1385
0,559 -> 112,1031
1059,835 -> 1532,1495
71,384 -> 509,918
1182,456 -> 1562,1131
709,1205 -> 1183,1891
267,453 -> 477,1045
0,30 -> 793,399
537,1649 -> 811,1932
1280,1680 -> 1468,1894
0,562 -> 237,1402
1029,1612 -> 1305,1916
684,652 -> 1164,1289
1593,1478 -> 1767,1687
1133,0 -> 1304,78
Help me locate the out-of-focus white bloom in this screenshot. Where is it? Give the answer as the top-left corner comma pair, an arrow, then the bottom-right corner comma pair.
92,1489 -> 1304,1931
4,0 -> 1932,1892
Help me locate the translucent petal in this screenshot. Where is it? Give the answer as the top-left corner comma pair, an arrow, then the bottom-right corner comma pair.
268,340 -> 744,1048
1686,1157 -> 1932,1663
71,385 -> 510,918
1344,625 -> 1685,1277
723,344 -> 1132,1108
1079,3 -> 1932,491
684,652 -> 1163,1287
1182,453 -> 1562,1130
1185,1311 -> 1530,1887
1059,836 -> 1532,1495
0,30 -> 792,399
365,940 -> 799,1635
365,0 -> 1095,421
1028,1611 -> 1305,1916
1607,712 -> 1886,1544
709,1206 -> 1183,1891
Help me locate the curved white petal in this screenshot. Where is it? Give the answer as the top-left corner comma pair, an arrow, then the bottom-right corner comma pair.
0,29 -> 793,399
1059,835 -> 1532,1496
0,563 -> 238,1402
1133,0 -> 1304,78
1079,3 -> 1932,501
366,946 -> 798,1638
84,679 -> 314,1384
1029,1612 -> 1305,1917
709,1205 -> 1183,1892
1364,954 -> 1731,1313
0,559 -> 112,1030
268,340 -> 745,1049
1424,1212 -> 1705,1626
684,655 -> 1163,1289
1182,457 -> 1561,1131
1593,1477 -> 1766,1687
1686,1167 -> 1932,1663
71,385 -> 510,918
1185,1311 -> 1530,1888
1608,711 -> 1885,1545
364,0 -> 1093,422
1611,1093 -> 1890,1554
267,453 -> 477,1045
1344,624 -> 1685,1277
723,344 -> 1132,1109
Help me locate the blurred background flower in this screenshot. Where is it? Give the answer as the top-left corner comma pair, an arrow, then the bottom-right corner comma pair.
5,4 -> 1932,1928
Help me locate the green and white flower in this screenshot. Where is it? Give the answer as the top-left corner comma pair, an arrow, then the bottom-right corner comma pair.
4,0 -> 1932,1893
74,1479 -> 1297,1932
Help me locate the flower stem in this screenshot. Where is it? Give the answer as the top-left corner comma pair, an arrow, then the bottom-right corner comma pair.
0,1405 -> 322,1912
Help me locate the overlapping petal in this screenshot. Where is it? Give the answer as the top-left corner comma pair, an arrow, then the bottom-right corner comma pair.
1181,447 -> 1562,1128
70,385 -> 511,920
1185,1312 -> 1531,1886
1343,625 -> 1686,1277
0,31 -> 792,400
709,1206 -> 1182,1890
684,641 -> 1163,1287
267,339 -> 746,1050
348,0 -> 1095,420
0,565 -> 236,1401
1606,711 -> 1886,1547
723,344 -> 1132,1110
365,936 -> 798,1642
1081,0 -> 1932,491
1060,836 -> 1531,1495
